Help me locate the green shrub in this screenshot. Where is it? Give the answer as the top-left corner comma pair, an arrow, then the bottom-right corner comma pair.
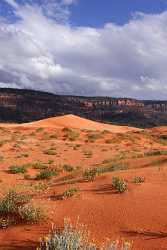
112,177 -> 127,193
36,169 -> 57,180
132,176 -> 145,184
0,190 -> 30,215
83,168 -> 98,181
9,165 -> 27,174
62,188 -> 79,199
0,190 -> 43,225
38,219 -> 132,250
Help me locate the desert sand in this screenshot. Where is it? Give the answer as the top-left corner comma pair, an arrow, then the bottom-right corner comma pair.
0,115 -> 167,249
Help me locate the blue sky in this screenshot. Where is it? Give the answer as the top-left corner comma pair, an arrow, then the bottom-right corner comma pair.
2,0 -> 167,26
70,0 -> 167,27
0,0 -> 167,99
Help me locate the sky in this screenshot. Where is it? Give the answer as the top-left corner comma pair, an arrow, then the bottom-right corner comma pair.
0,0 -> 167,99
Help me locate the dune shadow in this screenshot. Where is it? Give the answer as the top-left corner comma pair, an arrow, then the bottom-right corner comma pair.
0,240 -> 37,250
122,230 -> 167,240
90,184 -> 118,195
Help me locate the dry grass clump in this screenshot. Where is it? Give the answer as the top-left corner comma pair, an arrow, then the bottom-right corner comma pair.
86,132 -> 103,143
37,219 -> 132,250
62,187 -> 79,199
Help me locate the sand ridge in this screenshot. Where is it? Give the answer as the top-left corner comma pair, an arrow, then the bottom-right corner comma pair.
17,114 -> 141,133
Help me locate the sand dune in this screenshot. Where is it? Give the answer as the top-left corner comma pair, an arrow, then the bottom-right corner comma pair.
19,114 -> 141,133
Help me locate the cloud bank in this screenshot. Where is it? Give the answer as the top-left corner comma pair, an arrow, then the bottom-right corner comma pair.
0,0 -> 167,99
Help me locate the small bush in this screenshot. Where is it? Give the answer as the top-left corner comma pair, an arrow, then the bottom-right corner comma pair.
24,174 -> 32,180
159,134 -> 167,140
9,165 -> 27,174
83,168 -> 98,181
132,176 -> 145,184
36,169 -> 57,180
0,190 -> 43,225
0,190 -> 29,215
62,188 -> 79,199
112,177 -> 127,193
63,164 -> 75,172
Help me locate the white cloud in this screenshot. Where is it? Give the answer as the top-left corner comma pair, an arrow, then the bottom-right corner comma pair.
62,0 -> 77,5
4,0 -> 18,9
0,1 -> 167,99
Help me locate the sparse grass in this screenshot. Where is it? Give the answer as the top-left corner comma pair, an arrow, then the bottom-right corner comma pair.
48,159 -> 54,165
83,150 -> 93,158
32,161 -> 48,170
132,176 -> 145,184
16,153 -> 29,158
105,139 -> 113,144
43,149 -> 57,155
35,169 -> 57,180
18,204 -> 43,223
112,177 -> 127,193
62,187 -> 79,199
38,219 -> 132,250
144,150 -> 167,157
49,134 -> 58,139
24,174 -> 32,180
100,160 -> 127,173
159,134 -> 167,140
87,132 -> 102,142
36,128 -> 44,133
63,128 -> 79,141
9,165 -> 27,174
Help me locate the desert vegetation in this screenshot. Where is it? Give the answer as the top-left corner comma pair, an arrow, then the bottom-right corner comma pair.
0,115 -> 166,249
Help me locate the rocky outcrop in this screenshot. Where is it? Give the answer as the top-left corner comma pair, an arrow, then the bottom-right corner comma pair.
0,88 -> 166,128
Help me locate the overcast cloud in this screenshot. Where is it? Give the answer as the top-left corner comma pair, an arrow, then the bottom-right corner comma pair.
0,0 -> 167,99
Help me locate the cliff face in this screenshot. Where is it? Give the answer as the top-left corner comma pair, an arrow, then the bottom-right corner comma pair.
0,88 -> 166,128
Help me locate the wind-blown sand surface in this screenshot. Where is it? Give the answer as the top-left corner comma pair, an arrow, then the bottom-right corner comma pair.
0,115 -> 167,250
3,114 -> 140,133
